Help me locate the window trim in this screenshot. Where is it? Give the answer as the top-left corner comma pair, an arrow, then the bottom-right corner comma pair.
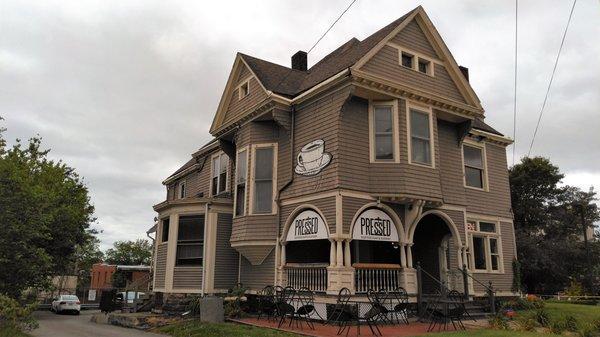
391,43 -> 436,77
237,78 -> 251,99
466,219 -> 504,274
369,100 -> 400,163
461,139 -> 489,191
249,143 -> 278,216
175,214 -> 205,267
210,151 -> 230,197
233,146 -> 249,218
406,101 -> 435,168
160,216 -> 170,243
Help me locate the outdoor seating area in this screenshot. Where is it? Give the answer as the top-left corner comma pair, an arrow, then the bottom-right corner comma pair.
244,285 -> 476,336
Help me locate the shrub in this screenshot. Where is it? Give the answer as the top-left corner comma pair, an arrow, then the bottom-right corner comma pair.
488,314 -> 510,330
185,295 -> 202,316
516,317 -> 538,332
224,284 -> 247,319
579,325 -> 600,337
565,280 -> 585,296
565,314 -> 579,332
534,308 -> 550,327
550,320 -> 566,334
0,294 -> 37,331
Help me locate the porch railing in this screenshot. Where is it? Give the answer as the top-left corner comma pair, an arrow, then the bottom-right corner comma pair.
284,265 -> 328,292
354,263 -> 401,293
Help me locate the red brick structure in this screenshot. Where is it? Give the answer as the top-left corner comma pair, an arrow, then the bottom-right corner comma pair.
90,263 -> 150,290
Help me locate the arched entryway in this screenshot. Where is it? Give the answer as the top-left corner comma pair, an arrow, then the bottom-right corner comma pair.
280,207 -> 331,292
409,211 -> 463,295
349,204 -> 405,292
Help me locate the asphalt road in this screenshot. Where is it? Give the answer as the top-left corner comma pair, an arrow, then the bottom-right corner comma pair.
31,310 -> 167,337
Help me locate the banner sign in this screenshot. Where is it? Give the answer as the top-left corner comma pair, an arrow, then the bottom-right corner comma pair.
286,209 -> 328,241
352,208 -> 399,242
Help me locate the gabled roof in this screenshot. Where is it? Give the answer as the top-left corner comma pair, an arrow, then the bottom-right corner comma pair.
239,8 -> 417,97
163,139 -> 218,184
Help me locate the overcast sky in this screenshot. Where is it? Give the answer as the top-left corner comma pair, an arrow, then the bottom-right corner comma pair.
1,0 -> 598,251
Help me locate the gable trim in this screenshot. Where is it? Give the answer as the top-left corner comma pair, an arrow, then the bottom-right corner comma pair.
353,6 -> 482,110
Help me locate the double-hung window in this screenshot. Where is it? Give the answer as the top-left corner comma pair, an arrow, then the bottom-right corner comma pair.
176,215 -> 204,266
211,153 -> 229,196
463,143 -> 486,189
409,107 -> 433,166
370,101 -> 398,162
178,181 -> 186,199
251,145 -> 276,214
467,220 -> 502,272
235,148 -> 248,216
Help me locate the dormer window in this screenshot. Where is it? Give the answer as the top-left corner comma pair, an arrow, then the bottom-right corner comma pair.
418,59 -> 431,75
401,52 -> 414,68
238,80 -> 249,99
178,181 -> 186,199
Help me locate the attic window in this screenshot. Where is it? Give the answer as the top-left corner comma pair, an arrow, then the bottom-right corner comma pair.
418,59 -> 431,74
238,80 -> 249,99
401,52 -> 414,68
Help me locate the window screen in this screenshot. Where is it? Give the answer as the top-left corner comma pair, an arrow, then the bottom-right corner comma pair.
235,150 -> 247,216
410,109 -> 432,165
373,106 -> 394,160
176,215 -> 204,266
253,147 -> 273,214
464,145 -> 484,188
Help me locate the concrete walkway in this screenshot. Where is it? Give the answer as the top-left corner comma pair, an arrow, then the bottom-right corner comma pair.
31,310 -> 167,337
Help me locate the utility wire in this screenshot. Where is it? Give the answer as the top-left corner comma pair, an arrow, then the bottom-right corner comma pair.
307,0 -> 358,54
528,0 -> 577,156
512,0 -> 518,166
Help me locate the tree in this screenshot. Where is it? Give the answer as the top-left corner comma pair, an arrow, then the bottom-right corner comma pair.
73,236 -> 104,290
510,157 -> 600,294
105,239 -> 152,266
0,120 -> 96,298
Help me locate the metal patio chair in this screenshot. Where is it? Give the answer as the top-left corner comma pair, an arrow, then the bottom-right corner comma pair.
390,287 -> 410,325
257,285 -> 276,321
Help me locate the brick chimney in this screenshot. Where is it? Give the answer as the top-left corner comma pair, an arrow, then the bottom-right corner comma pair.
459,65 -> 469,82
292,51 -> 307,71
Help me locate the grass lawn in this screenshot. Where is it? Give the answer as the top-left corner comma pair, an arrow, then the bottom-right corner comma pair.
157,320 -> 301,337
419,330 -> 562,337
0,326 -> 32,337
540,302 -> 600,321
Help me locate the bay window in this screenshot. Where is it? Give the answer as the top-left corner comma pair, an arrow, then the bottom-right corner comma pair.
161,218 -> 169,243
211,152 -> 229,196
251,144 -> 276,214
409,107 -> 433,166
176,215 -> 204,266
463,143 -> 486,189
467,220 -> 502,272
235,148 -> 248,216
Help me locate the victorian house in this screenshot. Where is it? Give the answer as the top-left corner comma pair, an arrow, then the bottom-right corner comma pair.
151,6 -> 516,302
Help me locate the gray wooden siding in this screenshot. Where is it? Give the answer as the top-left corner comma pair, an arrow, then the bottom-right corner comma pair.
223,64 -> 268,125
390,19 -> 439,59
154,243 -> 167,289
240,250 -> 275,291
361,45 -> 466,103
338,97 -> 443,200
465,143 -> 512,218
214,213 -> 239,289
342,196 -> 371,234
280,196 -> 337,236
438,120 -> 468,206
173,267 -> 202,289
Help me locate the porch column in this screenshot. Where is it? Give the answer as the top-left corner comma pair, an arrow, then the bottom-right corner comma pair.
329,240 -> 336,267
457,247 -> 464,268
406,243 -> 414,268
400,243 -> 407,268
336,240 -> 344,267
344,240 -> 351,267
280,243 -> 286,267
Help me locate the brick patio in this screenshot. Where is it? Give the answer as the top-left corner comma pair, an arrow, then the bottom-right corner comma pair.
231,317 -> 466,337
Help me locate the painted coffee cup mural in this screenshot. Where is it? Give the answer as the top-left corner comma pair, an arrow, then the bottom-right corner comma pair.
294,139 -> 332,176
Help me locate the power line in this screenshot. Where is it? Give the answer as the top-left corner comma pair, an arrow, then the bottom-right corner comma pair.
512,0 -> 518,166
528,0 -> 577,156
307,0 -> 358,54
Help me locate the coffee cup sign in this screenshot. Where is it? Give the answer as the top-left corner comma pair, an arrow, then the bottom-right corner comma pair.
352,208 -> 399,242
286,209 -> 329,241
294,139 -> 332,176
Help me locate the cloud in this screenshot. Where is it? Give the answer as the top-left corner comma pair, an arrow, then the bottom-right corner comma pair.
1,0 -> 598,250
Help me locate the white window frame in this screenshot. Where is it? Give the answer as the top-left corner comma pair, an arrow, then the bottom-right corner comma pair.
391,43 -> 436,77
461,139 -> 489,191
466,219 -> 504,274
210,151 -> 229,197
406,101 -> 435,168
237,78 -> 250,99
369,100 -> 400,163
178,180 -> 186,199
233,146 -> 249,218
249,143 -> 278,215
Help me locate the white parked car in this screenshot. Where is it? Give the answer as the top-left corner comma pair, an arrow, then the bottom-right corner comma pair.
51,295 -> 81,314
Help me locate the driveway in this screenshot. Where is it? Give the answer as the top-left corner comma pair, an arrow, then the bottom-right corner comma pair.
31,310 -> 167,337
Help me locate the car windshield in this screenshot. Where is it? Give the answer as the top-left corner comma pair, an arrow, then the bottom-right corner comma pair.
61,295 -> 78,301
